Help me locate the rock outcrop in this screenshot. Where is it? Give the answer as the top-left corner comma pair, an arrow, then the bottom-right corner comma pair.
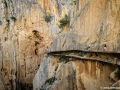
0,0 -> 120,90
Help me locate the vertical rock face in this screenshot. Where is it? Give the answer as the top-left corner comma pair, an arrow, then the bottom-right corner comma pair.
33,0 -> 120,90
33,56 -> 117,90
0,0 -> 120,90
0,0 -> 61,89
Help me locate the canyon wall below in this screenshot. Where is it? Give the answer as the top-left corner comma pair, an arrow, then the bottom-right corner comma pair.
0,0 -> 120,90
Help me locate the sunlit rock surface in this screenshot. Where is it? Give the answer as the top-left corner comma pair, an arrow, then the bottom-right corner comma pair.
0,0 -> 120,90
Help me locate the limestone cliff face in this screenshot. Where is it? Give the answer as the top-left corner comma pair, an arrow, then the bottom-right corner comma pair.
0,0 -> 60,89
33,0 -> 120,90
0,0 -> 120,90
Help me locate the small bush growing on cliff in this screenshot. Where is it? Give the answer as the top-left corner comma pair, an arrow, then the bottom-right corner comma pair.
44,14 -> 52,23
58,14 -> 69,29
39,76 -> 56,90
73,0 -> 77,5
115,70 -> 120,77
58,54 -> 69,63
45,76 -> 56,85
3,0 -> 7,8
70,0 -> 77,5
10,16 -> 17,21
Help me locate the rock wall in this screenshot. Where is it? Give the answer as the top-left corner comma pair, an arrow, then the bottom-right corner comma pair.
0,0 -> 120,90
33,55 -> 117,90
0,0 -> 62,89
33,0 -> 120,90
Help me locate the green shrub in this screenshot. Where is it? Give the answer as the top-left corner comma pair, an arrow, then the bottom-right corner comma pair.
44,14 -> 52,22
10,16 -> 17,21
73,0 -> 77,5
58,54 -> 69,63
58,54 -> 66,60
115,70 -> 120,77
3,0 -> 7,8
45,76 -> 55,85
70,0 -> 77,5
58,14 -> 69,29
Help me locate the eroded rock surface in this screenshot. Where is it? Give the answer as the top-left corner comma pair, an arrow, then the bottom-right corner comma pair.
0,0 -> 120,90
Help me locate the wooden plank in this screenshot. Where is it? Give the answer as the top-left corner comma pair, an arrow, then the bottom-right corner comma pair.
49,54 -> 119,65
47,50 -> 120,54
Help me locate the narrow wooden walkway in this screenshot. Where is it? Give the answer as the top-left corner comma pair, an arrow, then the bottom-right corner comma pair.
47,50 -> 120,65
47,50 -> 120,54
